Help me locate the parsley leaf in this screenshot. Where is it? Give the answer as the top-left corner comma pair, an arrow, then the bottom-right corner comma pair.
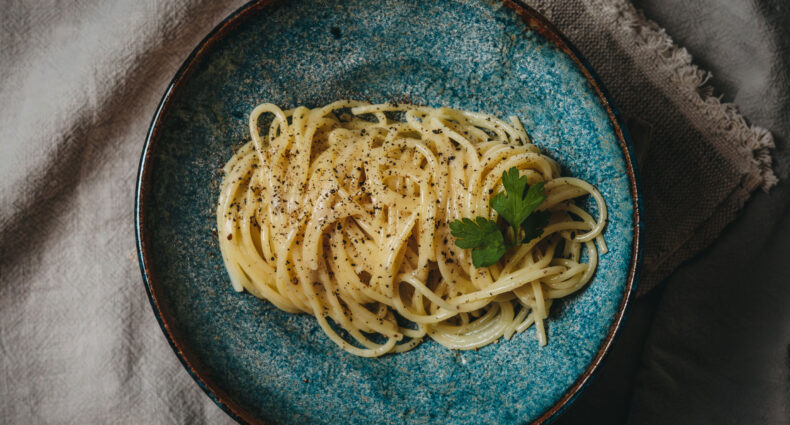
449,167 -> 550,268
449,217 -> 506,268
489,167 -> 546,243
471,240 -> 507,268
521,210 -> 550,243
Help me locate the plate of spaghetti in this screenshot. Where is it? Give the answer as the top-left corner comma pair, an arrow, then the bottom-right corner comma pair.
136,1 -> 642,424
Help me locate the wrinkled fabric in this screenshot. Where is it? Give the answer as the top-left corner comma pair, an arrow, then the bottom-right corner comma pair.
560,1 -> 790,423
0,2 -> 243,424
0,0 -> 780,424
528,0 -> 776,295
624,0 -> 790,423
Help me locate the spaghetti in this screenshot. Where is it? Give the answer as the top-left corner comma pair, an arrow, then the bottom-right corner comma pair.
217,101 -> 607,357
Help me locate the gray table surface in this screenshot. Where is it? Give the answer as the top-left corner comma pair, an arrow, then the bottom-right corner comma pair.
558,0 -> 790,423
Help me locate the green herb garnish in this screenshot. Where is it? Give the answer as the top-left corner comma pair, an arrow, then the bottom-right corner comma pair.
448,217 -> 507,268
449,167 -> 549,268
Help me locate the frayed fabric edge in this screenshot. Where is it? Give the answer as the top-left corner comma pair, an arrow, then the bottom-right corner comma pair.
593,0 -> 778,190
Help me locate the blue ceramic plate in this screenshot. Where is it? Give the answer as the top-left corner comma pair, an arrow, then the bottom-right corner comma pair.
136,1 -> 642,424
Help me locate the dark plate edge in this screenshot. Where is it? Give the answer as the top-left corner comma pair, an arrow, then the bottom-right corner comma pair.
135,1 -> 277,424
134,1 -> 644,425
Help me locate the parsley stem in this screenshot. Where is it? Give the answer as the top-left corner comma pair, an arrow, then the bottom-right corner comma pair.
510,224 -> 520,246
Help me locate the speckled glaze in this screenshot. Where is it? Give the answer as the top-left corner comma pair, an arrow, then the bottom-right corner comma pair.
135,1 -> 642,424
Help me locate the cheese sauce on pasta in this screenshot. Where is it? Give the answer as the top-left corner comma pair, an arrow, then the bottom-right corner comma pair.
217,101 -> 606,357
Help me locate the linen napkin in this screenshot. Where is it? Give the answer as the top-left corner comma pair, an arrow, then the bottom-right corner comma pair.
528,0 -> 776,294
0,0 -> 775,423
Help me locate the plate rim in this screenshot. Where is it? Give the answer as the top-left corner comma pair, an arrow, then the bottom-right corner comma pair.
134,1 -> 644,424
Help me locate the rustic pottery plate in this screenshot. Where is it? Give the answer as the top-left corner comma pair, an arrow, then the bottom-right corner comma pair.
135,0 -> 642,424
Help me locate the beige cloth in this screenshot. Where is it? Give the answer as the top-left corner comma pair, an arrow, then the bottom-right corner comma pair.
0,0 -> 774,423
